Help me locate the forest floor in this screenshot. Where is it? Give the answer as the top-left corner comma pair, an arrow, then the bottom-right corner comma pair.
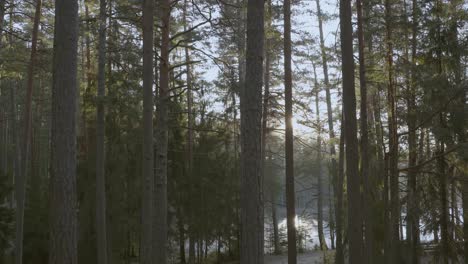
264,251 -> 325,264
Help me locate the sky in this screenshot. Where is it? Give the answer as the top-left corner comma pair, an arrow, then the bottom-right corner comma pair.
192,0 -> 342,140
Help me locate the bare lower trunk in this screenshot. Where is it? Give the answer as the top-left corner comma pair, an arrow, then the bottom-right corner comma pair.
340,0 -> 363,262
271,195 -> 280,254
10,84 -> 20,209
438,135 -> 449,264
284,0 -> 296,263
240,0 -> 264,263
188,236 -> 195,263
313,64 -> 327,251
384,0 -> 400,261
183,1 -> 195,263
408,0 -> 419,262
357,0 -> 371,261
178,218 -> 186,264
141,0 -> 154,263
96,0 -> 108,263
17,2 -> 42,263
154,0 -> 170,263
315,0 -> 338,252
49,0 -> 79,263
335,119 -> 345,264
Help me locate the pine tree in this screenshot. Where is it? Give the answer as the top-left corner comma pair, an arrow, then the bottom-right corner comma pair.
240,0 -> 264,263
49,0 -> 79,263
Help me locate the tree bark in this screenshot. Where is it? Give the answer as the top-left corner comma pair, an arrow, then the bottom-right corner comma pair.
141,0 -> 154,263
384,0 -> 400,261
49,0 -> 79,263
313,63 -> 327,251
183,1 -> 195,263
154,0 -> 170,262
271,193 -> 280,255
240,0 -> 264,263
96,0 -> 108,263
335,119 -> 345,264
407,0 -> 419,262
178,217 -> 186,264
340,0 -> 363,262
11,83 -> 20,210
315,0 -> 338,251
16,2 -> 42,263
356,0 -> 372,261
284,0 -> 296,262
262,0 -> 279,256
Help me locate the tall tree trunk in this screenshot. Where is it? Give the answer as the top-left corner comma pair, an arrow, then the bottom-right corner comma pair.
154,0 -> 170,262
271,193 -> 280,255
17,1 -> 42,263
313,63 -> 327,251
284,0 -> 296,263
262,0 -> 279,256
340,0 -> 362,262
438,120 -> 449,264
434,2 -> 449,261
183,1 -> 195,263
240,0 -> 264,263
11,84 -> 20,209
315,0 -> 338,251
384,0 -> 400,261
356,0 -> 372,261
407,0 -> 419,262
141,0 -> 154,263
178,217 -> 186,264
461,95 -> 468,264
335,119 -> 345,264
49,0 -> 79,263
96,0 -> 108,263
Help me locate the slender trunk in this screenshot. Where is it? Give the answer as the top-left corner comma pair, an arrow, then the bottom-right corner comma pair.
384,0 -> 400,261
237,0 -> 246,90
82,0 -> 92,156
335,118 -> 345,264
11,84 -> 20,209
240,0 -> 264,263
141,0 -> 154,263
96,0 -> 108,263
438,124 -> 449,264
313,64 -> 327,251
340,0 -> 362,262
450,171 -> 456,241
408,0 -> 419,262
183,1 -> 195,263
189,236 -> 195,263
154,0 -> 170,262
284,0 -> 296,262
461,99 -> 468,264
434,2 -> 449,261
356,0 -> 372,261
49,0 -> 79,263
17,1 -> 42,263
315,0 -> 338,252
178,217 -> 186,264
263,0 -> 279,256
271,193 -> 280,254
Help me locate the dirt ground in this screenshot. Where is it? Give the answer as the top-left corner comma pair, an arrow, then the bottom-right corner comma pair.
265,251 -> 325,264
